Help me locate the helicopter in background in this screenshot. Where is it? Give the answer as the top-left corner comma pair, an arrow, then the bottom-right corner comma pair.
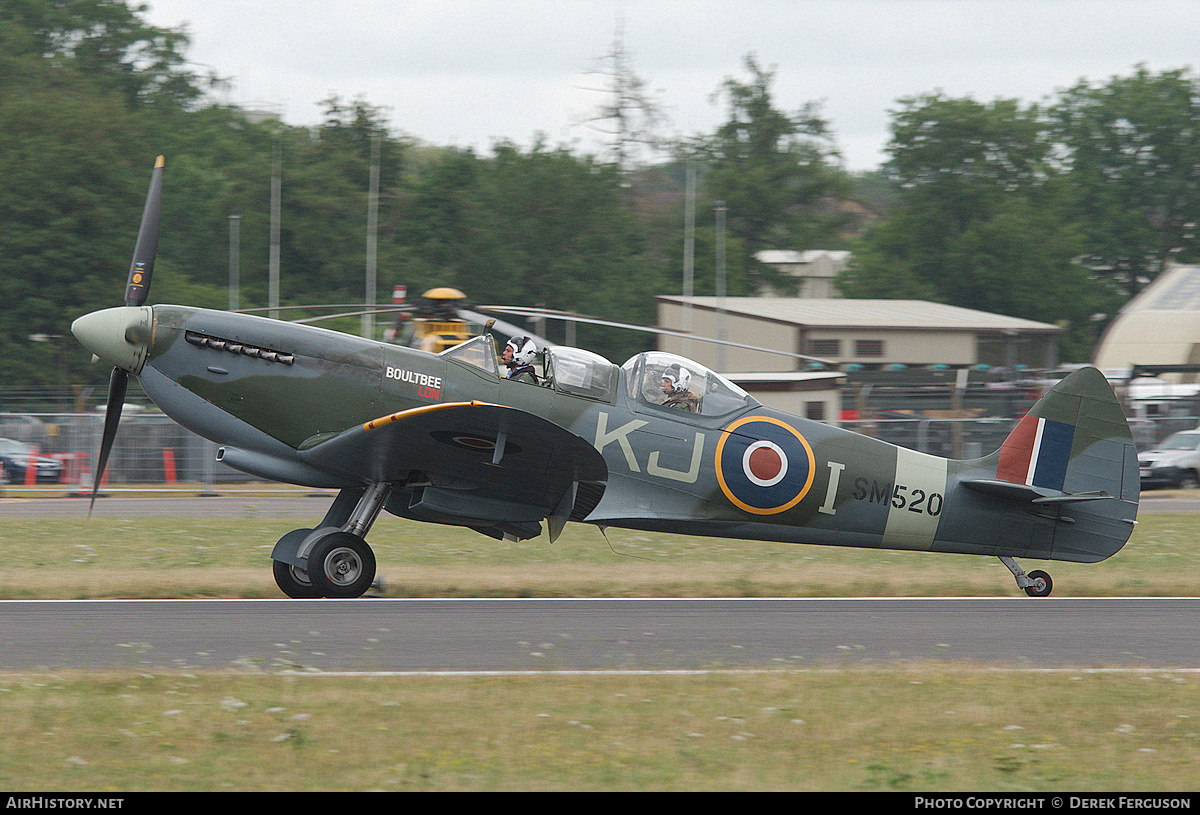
385,286 -> 476,354
383,285 -> 563,357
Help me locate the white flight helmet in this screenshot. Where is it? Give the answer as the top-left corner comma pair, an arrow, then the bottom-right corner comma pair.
505,336 -> 537,366
662,363 -> 691,393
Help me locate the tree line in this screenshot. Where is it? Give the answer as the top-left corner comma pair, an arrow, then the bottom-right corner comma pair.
842,70 -> 1200,362
3,1 -> 1199,394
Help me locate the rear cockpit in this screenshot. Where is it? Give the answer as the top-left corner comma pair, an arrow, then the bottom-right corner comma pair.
622,351 -> 758,416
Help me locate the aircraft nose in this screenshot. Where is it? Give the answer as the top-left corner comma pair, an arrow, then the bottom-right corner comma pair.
71,306 -> 153,374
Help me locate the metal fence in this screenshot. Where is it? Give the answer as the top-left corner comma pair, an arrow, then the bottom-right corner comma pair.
1,412 -> 228,492
841,415 -> 1196,459
5,409 -> 1194,495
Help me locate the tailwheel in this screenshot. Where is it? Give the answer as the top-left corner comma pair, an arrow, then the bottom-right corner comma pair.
1023,569 -> 1053,598
273,559 -> 322,599
307,531 -> 377,599
999,556 -> 1054,598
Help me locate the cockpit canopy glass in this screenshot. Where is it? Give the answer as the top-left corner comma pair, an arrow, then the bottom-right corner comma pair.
622,352 -> 757,417
441,334 -> 498,375
545,346 -> 617,402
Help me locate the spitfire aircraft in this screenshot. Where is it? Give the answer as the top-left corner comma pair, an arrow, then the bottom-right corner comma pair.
71,157 -> 1140,599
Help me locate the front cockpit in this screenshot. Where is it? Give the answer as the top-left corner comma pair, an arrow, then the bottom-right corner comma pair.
543,347 -> 618,401
442,337 -> 621,402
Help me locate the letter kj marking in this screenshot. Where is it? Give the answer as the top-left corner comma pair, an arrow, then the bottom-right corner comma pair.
595,413 -> 648,473
715,416 -> 815,515
648,433 -> 705,483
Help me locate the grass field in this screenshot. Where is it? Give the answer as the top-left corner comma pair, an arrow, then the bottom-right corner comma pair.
0,501 -> 1195,599
0,496 -> 1196,791
0,669 -> 1196,791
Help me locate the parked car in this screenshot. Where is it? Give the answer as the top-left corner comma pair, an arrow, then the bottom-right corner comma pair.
0,437 -> 64,484
1138,429 -> 1200,489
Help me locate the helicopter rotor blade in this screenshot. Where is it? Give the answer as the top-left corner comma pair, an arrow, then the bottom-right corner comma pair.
475,305 -> 834,365
456,309 -> 553,348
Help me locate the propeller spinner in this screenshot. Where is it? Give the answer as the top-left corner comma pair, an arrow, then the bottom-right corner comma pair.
71,156 -> 164,515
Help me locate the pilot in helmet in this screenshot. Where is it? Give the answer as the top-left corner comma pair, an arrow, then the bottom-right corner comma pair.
502,336 -> 540,384
661,363 -> 699,412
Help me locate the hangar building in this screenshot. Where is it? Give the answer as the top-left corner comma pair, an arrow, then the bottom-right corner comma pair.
1093,263 -> 1200,384
656,296 -> 1062,375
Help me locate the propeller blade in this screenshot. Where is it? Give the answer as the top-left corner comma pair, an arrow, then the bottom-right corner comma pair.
84,156 -> 163,516
89,367 -> 128,517
124,155 -> 164,307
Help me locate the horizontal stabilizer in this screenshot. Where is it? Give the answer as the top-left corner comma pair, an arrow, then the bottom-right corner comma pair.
1033,490 -> 1112,504
961,478 -> 1112,504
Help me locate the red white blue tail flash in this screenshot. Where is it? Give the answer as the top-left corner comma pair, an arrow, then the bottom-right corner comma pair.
997,414 -> 1076,491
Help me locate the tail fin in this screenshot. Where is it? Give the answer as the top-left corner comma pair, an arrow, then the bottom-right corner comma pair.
961,366 -> 1139,562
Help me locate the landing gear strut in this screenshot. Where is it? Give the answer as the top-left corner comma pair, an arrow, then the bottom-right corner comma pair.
271,482 -> 391,598
999,556 -> 1053,597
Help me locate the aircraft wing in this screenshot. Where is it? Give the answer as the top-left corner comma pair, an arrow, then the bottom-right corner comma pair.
298,401 -> 607,540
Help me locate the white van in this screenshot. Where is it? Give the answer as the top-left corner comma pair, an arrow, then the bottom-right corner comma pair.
1139,429 -> 1200,489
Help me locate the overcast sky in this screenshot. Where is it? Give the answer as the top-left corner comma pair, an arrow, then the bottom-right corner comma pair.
143,0 -> 1200,172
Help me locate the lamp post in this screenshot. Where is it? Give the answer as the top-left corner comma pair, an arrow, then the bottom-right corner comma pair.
228,214 -> 240,312
715,200 -> 727,372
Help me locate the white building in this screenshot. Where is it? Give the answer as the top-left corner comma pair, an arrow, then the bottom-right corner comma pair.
754,250 -> 850,298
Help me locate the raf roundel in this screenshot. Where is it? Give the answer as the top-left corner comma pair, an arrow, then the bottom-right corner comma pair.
715,417 -> 815,514
743,440 -> 788,487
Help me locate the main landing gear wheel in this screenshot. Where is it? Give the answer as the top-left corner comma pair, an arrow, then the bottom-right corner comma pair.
273,559 -> 323,599
1023,569 -> 1053,598
307,531 -> 377,599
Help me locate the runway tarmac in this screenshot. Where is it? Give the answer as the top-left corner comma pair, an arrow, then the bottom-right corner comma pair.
2,494 -> 1196,675
0,493 -> 339,518
1,597 -> 1196,673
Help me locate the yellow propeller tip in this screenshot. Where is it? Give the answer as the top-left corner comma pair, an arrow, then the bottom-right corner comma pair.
155,155 -> 165,168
